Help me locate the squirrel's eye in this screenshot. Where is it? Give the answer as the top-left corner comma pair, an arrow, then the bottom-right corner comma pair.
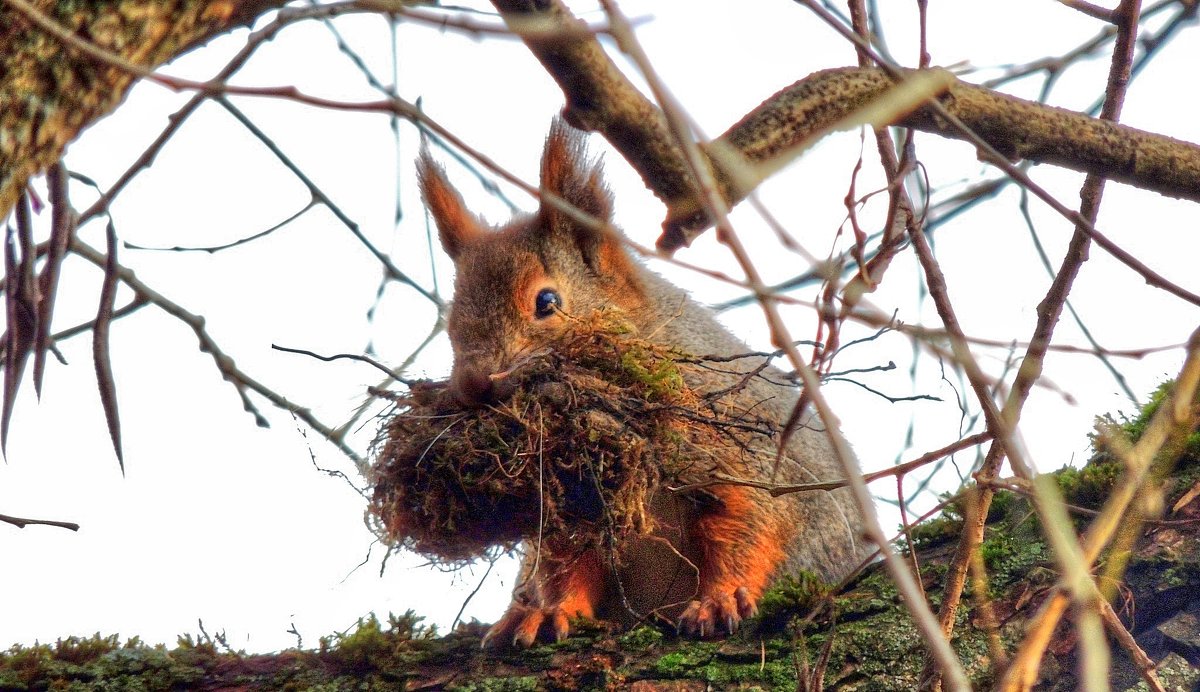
534,288 -> 562,319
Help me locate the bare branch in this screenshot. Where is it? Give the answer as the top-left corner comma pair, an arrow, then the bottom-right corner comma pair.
0,0 -> 290,221
213,97 -> 441,308
931,0 -> 1147,679
489,0 -> 696,210
271,344 -> 413,384
74,5 -> 328,227
94,219 -> 124,471
1058,0 -> 1120,22
125,200 -> 319,254
0,512 -> 80,531
67,239 -> 367,470
35,162 -> 72,396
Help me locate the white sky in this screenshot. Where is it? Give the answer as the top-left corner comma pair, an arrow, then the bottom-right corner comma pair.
1,2 -> 1197,653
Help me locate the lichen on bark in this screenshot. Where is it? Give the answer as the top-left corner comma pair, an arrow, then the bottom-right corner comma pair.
0,0 -> 286,219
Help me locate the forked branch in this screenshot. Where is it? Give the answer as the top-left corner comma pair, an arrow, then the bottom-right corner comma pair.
488,0 -> 1200,251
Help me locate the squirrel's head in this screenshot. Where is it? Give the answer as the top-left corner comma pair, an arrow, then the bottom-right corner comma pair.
419,119 -> 646,407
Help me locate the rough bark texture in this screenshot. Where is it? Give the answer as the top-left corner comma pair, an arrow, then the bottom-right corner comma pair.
6,0 -> 1199,250
0,0 -> 286,220
691,68 -> 1200,250
490,0 -> 698,206
487,0 -> 1200,251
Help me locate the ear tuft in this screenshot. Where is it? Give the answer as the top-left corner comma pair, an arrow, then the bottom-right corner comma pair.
417,151 -> 484,260
540,118 -> 613,230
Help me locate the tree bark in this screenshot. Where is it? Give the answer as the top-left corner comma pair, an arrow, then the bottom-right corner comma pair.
4,466 -> 1198,690
490,0 -> 1200,251
0,0 -> 287,219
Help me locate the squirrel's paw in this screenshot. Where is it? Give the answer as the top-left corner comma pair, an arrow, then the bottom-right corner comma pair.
677,586 -> 758,638
481,602 -> 581,648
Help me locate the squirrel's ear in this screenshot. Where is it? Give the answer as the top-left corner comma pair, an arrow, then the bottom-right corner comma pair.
539,119 -> 614,239
418,151 -> 484,260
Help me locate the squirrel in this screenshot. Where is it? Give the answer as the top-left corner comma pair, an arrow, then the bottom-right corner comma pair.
417,119 -> 867,647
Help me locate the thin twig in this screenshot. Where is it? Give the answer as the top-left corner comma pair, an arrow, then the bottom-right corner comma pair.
213,97 -> 441,307
41,298 -> 149,345
271,344 -> 413,384
1016,188 -> 1137,402
0,512 -> 80,531
671,431 -> 991,497
935,0 -> 1145,682
997,326 -> 1200,690
67,239 -> 367,470
94,219 -> 123,470
74,3 -> 340,226
125,199 -> 319,254
599,4 -> 970,686
1099,598 -> 1166,692
794,1 -> 1200,309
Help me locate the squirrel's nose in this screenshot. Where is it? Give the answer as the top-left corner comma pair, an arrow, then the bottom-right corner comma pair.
451,366 -> 496,408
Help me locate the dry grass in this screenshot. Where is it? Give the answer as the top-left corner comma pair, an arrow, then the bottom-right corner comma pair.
368,311 -> 747,565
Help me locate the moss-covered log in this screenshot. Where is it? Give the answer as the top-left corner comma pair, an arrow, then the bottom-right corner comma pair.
5,387 -> 1200,690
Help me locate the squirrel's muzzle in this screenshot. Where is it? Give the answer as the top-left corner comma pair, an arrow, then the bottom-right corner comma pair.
450,364 -> 516,408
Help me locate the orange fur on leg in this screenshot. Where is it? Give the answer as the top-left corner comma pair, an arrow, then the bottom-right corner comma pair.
484,547 -> 608,647
681,485 -> 786,637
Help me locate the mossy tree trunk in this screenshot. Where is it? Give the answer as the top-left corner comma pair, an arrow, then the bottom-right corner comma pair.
4,470 -> 1199,690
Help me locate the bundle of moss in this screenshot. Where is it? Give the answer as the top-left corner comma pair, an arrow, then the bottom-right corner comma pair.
368,312 -> 740,565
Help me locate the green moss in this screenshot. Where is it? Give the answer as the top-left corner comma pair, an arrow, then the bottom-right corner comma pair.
617,624 -> 664,650
1158,562 -> 1200,588
1103,380 -> 1200,461
652,638 -> 801,691
319,611 -> 437,674
97,645 -> 206,688
754,571 -> 831,631
987,486 -> 1018,517
984,533 -> 1051,590
1152,653 -> 1200,691
834,566 -> 902,618
908,486 -> 1026,552
908,510 -> 962,547
0,635 -> 212,691
449,676 -> 540,692
825,608 -> 925,687
1046,378 -> 1200,519
618,344 -> 685,400
1054,458 -> 1123,509
653,641 -> 719,675
1091,379 -> 1200,471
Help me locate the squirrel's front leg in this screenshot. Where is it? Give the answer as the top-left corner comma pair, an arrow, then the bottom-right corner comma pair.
679,485 -> 787,637
483,546 -> 607,648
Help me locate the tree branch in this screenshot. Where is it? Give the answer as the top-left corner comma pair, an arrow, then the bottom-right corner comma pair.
67,239 -> 368,471
0,0 -> 289,221
482,1 -> 1199,255
0,512 -> 80,531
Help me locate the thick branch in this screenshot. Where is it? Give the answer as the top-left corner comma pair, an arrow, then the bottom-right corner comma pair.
0,0 -> 287,220
698,66 -> 1200,247
481,0 -> 1200,251
489,0 -> 699,206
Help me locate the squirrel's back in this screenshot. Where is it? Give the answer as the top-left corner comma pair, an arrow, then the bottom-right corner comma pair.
629,267 -> 865,583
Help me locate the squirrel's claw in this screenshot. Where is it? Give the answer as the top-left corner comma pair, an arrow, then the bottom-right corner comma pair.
482,603 -> 577,648
677,586 -> 758,638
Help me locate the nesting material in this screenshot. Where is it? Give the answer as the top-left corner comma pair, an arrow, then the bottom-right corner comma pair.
368,312 -> 756,565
